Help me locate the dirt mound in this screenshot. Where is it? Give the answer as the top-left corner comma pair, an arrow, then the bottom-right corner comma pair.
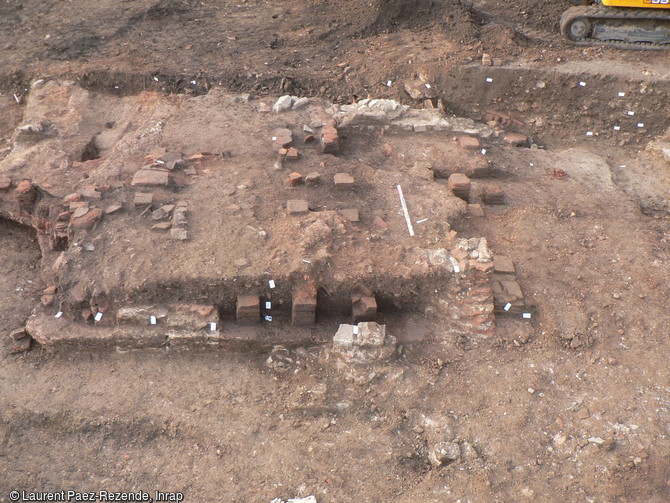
368,0 -> 480,41
145,0 -> 194,19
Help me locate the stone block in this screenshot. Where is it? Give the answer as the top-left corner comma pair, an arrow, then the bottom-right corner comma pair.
170,227 -> 188,241
237,295 -> 260,324
167,304 -> 219,330
338,208 -> 360,222
357,322 -> 385,346
321,125 -> 339,155
333,324 -> 355,347
287,199 -> 309,215
494,255 -> 515,274
272,95 -> 293,113
334,173 -> 354,189
80,186 -> 102,199
131,168 -> 170,187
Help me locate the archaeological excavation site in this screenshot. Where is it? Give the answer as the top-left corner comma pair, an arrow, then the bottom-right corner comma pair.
1,1 -> 670,502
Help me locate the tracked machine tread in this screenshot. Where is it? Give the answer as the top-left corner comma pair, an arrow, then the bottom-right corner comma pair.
561,5 -> 670,49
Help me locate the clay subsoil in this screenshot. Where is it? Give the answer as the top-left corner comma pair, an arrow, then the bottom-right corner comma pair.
2,1 -> 670,502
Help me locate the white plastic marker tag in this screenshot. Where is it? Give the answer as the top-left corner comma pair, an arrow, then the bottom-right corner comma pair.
264,315 -> 273,322
150,315 -> 157,325
271,136 -> 277,141
454,264 -> 461,273
485,77 -> 493,83
618,92 -> 625,97
94,312 -> 103,321
579,81 -> 586,87
522,313 -> 532,319
55,311 -> 63,318
265,301 -> 271,310
386,80 -> 392,87
481,148 -> 487,155
268,280 -> 276,289
637,123 -> 644,128
586,131 -> 593,136
613,126 -> 620,131
353,326 -> 359,335
416,218 -> 428,224
425,83 -> 431,89
627,111 -> 635,116
302,259 -> 311,264
210,322 -> 217,331
504,303 -> 512,311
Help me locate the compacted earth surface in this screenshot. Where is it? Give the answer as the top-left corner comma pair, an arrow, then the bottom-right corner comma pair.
1,1 -> 670,502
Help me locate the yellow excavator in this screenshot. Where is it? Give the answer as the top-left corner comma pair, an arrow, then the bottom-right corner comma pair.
561,0 -> 670,49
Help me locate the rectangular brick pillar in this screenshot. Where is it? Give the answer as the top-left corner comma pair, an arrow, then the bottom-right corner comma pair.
292,282 -> 317,326
236,295 -> 260,324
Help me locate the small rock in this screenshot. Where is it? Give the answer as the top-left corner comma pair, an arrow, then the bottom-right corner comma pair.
292,97 -> 309,109
152,222 -> 171,231
0,175 -> 12,190
428,441 -> 461,467
235,258 -> 250,268
133,192 -> 153,206
170,227 -> 188,241
272,95 -> 293,113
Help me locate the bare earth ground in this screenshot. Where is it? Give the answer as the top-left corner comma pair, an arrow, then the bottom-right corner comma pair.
1,1 -> 670,502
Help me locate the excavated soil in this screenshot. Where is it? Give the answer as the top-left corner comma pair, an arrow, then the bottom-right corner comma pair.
1,1 -> 670,503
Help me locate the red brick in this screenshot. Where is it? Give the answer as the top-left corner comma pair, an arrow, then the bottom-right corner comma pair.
292,282 -> 317,326
70,207 -> 103,230
450,248 -> 468,262
321,125 -> 339,155
285,147 -> 300,160
273,128 -> 293,150
287,172 -> 303,186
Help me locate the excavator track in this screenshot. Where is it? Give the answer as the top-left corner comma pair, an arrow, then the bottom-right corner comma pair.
561,5 -> 670,50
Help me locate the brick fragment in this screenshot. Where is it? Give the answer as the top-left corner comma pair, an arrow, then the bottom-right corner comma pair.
372,216 -> 388,230
493,255 -> 515,274
321,125 -> 339,155
334,173 -> 354,189
131,168 -> 170,187
16,180 -> 37,213
502,133 -> 529,147
286,172 -> 303,187
273,128 -> 293,150
501,280 -> 523,299
469,260 -> 494,273
285,147 -> 300,160
287,199 -> 309,215
338,208 -> 360,222
134,192 -> 153,206
105,203 -> 123,215
80,186 -> 102,199
457,135 -> 481,150
70,207 -> 103,230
